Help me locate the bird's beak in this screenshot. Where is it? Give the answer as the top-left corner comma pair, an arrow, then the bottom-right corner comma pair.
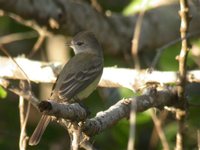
65,41 -> 71,47
66,42 -> 75,50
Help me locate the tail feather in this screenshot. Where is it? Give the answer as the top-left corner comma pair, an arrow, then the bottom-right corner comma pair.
29,115 -> 51,146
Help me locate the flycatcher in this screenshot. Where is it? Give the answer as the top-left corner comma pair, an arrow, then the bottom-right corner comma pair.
29,31 -> 104,146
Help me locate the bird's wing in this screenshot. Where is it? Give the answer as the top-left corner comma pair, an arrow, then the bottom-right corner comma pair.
59,62 -> 102,100
56,55 -> 103,101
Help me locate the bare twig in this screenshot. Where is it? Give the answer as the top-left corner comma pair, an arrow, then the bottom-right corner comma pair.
0,78 -> 39,107
150,110 -> 169,150
127,100 -> 136,150
0,10 -> 51,38
131,0 -> 149,69
71,124 -> 81,150
176,0 -> 191,149
0,31 -> 38,45
151,31 -> 200,69
28,31 -> 46,57
19,96 -> 30,150
149,111 -> 168,149
0,46 -> 31,88
198,130 -> 200,150
0,46 -> 32,150
0,10 -> 51,58
128,1 -> 149,147
90,0 -> 102,13
19,96 -> 26,150
177,0 -> 190,103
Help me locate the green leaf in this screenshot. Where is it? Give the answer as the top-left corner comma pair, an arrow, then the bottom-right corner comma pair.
159,44 -> 180,71
136,111 -> 151,124
123,0 -> 152,15
0,86 -> 7,99
118,87 -> 135,98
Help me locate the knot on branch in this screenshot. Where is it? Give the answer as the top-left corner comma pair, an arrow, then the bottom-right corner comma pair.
39,100 -> 89,121
38,101 -> 52,112
82,119 -> 102,136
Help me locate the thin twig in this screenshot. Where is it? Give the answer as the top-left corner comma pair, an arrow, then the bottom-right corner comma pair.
0,10 -> 50,58
0,10 -> 51,38
0,45 -> 31,88
0,31 -> 38,45
71,131 -> 79,150
0,78 -> 39,107
28,33 -> 46,57
19,96 -> 26,150
129,2 -> 149,146
197,130 -> 200,150
176,0 -> 191,149
150,31 -> 200,69
19,96 -> 31,150
149,111 -> 168,149
131,0 -> 149,69
150,110 -> 169,150
90,0 -> 102,13
127,99 -> 136,150
0,46 -> 34,150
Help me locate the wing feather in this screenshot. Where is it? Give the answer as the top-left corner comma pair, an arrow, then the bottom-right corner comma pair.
50,53 -> 103,101
59,60 -> 103,100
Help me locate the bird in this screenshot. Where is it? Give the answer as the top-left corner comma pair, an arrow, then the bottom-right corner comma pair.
29,31 -> 104,146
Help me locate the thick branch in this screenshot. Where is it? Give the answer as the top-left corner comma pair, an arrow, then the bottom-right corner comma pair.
0,77 -> 178,137
39,101 -> 88,121
1,57 -> 200,91
37,88 -> 178,137
0,0 -> 200,55
83,88 -> 177,136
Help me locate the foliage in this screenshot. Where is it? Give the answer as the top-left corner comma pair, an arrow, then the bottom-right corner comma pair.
0,86 -> 7,99
0,0 -> 200,150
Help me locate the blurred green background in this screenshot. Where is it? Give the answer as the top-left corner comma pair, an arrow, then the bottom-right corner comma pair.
0,0 -> 200,150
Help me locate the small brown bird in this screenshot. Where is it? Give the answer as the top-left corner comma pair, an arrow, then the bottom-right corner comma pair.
29,31 -> 104,146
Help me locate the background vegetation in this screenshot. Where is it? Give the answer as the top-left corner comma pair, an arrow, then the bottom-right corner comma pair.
0,0 -> 200,149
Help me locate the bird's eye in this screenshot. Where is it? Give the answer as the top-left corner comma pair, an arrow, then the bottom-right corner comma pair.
76,41 -> 84,46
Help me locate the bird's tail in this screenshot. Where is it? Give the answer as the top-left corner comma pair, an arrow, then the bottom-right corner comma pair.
29,115 -> 51,146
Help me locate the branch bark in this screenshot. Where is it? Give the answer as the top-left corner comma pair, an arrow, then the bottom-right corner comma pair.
0,0 -> 200,56
1,56 -> 200,91
0,76 -> 178,137
176,0 -> 191,149
83,88 -> 177,136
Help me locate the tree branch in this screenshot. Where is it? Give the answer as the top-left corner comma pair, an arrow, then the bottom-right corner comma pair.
176,0 -> 191,149
0,0 -> 200,56
0,58 -> 181,149
0,76 -> 178,138
1,56 -> 200,91
39,101 -> 88,121
83,88 -> 177,136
